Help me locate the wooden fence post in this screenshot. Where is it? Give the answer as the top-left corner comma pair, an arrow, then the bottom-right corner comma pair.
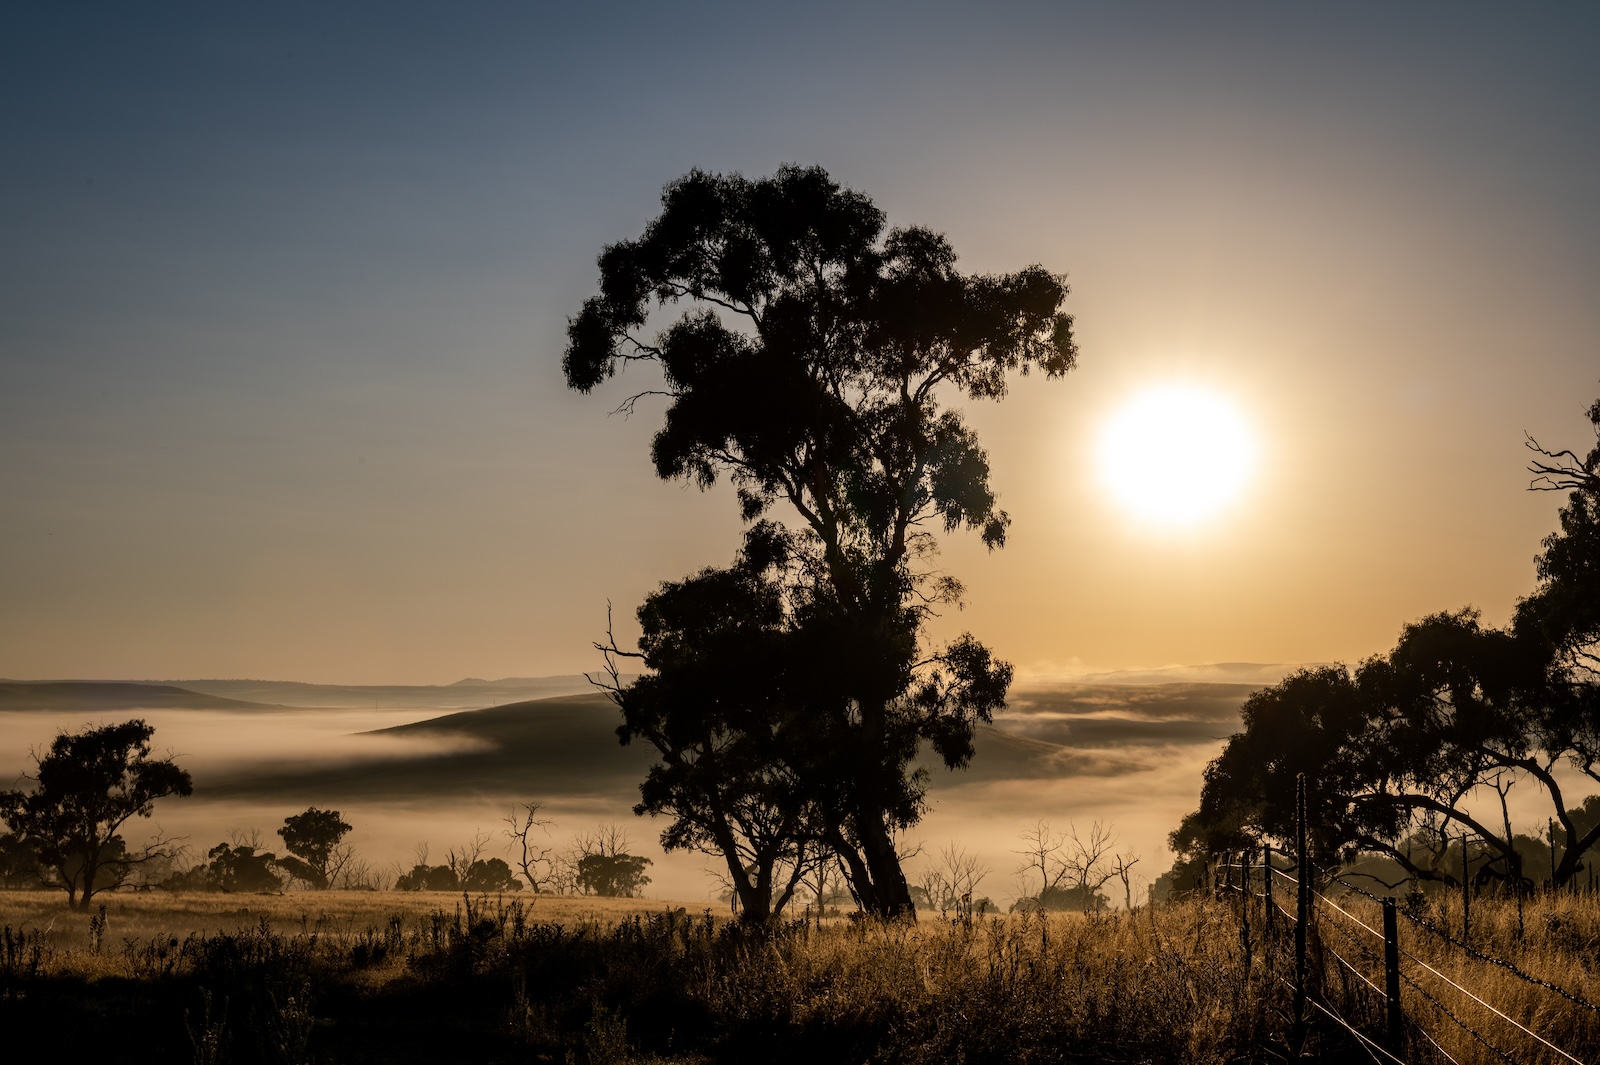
1263,842 -> 1275,934
1240,845 -> 1253,977
1383,896 -> 1403,1057
1548,817 -> 1559,893
1293,774 -> 1309,1046
1461,833 -> 1471,944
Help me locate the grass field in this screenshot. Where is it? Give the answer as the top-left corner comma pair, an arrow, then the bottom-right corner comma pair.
0,888 -> 712,955
3,886 -> 1597,1063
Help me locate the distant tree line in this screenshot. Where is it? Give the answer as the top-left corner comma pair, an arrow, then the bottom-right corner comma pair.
1167,391 -> 1600,895
0,748 -> 383,900
395,819 -> 652,898
0,739 -> 669,901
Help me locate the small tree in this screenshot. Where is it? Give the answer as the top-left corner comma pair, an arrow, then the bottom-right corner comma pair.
597,560 -> 828,922
918,842 -> 990,914
1013,821 -> 1073,906
572,825 -> 653,897
0,720 -> 191,909
1059,821 -> 1118,912
276,807 -> 352,890
1013,820 -> 1117,912
206,842 -> 286,893
576,853 -> 652,897
445,829 -> 494,886
462,857 -> 522,893
1111,853 -> 1141,912
395,863 -> 459,891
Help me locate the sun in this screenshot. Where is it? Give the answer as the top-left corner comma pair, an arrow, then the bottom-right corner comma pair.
1096,384 -> 1256,527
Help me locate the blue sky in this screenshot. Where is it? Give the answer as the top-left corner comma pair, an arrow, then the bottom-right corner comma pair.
3,3 -> 1598,681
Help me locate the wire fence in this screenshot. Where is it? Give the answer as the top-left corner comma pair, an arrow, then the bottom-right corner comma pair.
1211,843 -> 1598,1065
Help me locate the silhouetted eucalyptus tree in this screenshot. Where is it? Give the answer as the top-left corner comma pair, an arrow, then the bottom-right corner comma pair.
566,166 -> 1073,914
598,553 -> 820,922
1173,394 -> 1600,889
0,720 -> 191,909
1515,391 -> 1600,880
276,807 -> 352,890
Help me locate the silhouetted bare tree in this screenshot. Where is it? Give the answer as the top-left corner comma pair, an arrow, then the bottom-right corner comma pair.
918,842 -> 990,914
445,829 -> 494,885
1112,853 -> 1141,912
1013,821 -> 1073,906
504,802 -> 556,893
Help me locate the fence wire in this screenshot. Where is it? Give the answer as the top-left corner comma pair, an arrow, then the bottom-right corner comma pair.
1309,882 -> 1587,1065
1222,852 -> 1598,1065
1307,996 -> 1409,1065
1329,876 -> 1600,1017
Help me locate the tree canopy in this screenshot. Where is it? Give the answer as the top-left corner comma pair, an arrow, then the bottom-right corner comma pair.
0,719 -> 191,909
277,807 -> 352,890
605,553 -> 822,922
1173,393 -> 1600,890
567,165 -> 1073,915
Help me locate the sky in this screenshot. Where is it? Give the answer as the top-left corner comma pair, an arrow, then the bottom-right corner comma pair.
3,2 -> 1599,685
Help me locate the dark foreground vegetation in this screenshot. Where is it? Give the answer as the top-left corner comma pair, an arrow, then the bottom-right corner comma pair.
4,891 -> 1596,1064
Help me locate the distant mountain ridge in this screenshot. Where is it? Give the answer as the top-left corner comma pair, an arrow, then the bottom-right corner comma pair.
170,676 -> 626,708
0,674 -> 628,712
0,681 -> 280,711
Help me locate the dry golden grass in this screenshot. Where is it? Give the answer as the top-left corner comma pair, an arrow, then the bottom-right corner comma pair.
3,885 -> 1596,1063
0,889 -> 709,956
1312,889 -> 1600,1065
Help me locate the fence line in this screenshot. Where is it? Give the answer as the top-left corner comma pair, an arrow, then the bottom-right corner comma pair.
1310,887 -> 1535,1065
1308,996 -> 1410,1065
1220,865 -> 1591,1064
1210,786 -> 1595,1065
1329,875 -> 1600,1016
1397,957 -> 1522,1065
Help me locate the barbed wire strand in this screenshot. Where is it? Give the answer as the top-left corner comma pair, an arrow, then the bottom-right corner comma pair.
1312,888 -> 1385,938
1329,878 -> 1600,1017
1309,901 -> 1508,1065
1401,949 -> 1583,1064
1415,1023 -> 1466,1065
1318,940 -> 1395,1004
1398,961 -> 1522,1065
1319,918 -> 1476,1065
1228,861 -> 1589,1063
1313,886 -> 1585,1064
1296,882 -> 1518,1065
1307,996 -> 1408,1065
1262,967 -> 1394,1065
1252,886 -> 1432,1064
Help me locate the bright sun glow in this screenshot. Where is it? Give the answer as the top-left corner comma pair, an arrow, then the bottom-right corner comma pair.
1097,385 -> 1256,527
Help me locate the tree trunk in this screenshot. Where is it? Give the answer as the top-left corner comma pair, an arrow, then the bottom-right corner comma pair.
852,798 -> 914,917
826,826 -> 879,913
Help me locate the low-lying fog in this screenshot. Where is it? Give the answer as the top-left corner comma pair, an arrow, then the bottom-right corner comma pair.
3,669 -> 1586,907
